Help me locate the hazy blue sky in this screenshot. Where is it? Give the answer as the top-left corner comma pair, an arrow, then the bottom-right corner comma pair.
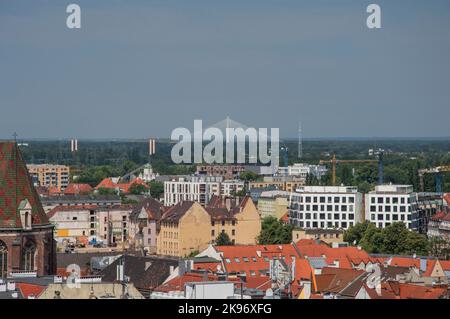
1,0 -> 449,139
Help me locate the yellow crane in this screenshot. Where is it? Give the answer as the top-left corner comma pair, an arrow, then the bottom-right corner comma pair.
319,154 -> 379,186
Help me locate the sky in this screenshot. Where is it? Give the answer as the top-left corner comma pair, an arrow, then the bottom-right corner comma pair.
1,0 -> 450,139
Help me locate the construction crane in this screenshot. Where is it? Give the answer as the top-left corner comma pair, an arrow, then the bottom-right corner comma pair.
319,154 -> 383,186
418,166 -> 450,193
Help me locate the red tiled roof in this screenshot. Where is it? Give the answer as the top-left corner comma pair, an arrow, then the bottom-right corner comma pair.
154,273 -> 218,292
389,257 -> 420,268
295,240 -> 371,267
15,283 -> 46,299
315,267 -> 365,294
0,142 -> 50,228
64,183 -> 93,195
193,262 -> 221,273
398,283 -> 447,299
444,193 -> 450,206
431,211 -> 447,221
215,244 -> 312,282
280,213 -> 289,223
95,178 -> 149,193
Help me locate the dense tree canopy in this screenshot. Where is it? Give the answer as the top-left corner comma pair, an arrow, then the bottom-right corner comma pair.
345,222 -> 430,256
257,216 -> 294,245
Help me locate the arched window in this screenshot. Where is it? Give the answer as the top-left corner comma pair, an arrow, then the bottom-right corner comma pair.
0,240 -> 7,278
23,241 -> 36,272
24,211 -> 29,228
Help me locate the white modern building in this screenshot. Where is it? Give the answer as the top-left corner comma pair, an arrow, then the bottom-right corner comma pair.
365,185 -> 417,229
288,186 -> 363,230
164,176 -> 245,206
277,163 -> 327,179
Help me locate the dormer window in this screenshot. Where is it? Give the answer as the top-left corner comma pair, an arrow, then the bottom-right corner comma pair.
19,199 -> 33,230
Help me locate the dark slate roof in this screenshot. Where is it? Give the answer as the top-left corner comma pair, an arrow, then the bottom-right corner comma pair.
57,252 -> 122,271
0,142 -> 50,228
130,197 -> 165,221
206,195 -> 252,220
40,194 -> 121,204
206,207 -> 236,221
99,255 -> 179,290
160,201 -> 196,223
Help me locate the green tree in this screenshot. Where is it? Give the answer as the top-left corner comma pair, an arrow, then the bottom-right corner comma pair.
381,222 -> 409,254
257,216 -> 293,245
344,220 -> 371,245
340,165 -> 353,185
97,187 -> 117,196
215,232 -> 234,246
148,180 -> 164,199
239,171 -> 259,182
129,183 -> 148,195
402,231 -> 429,256
359,223 -> 384,253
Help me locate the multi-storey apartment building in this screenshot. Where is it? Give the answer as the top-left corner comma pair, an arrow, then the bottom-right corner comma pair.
257,195 -> 288,220
164,176 -> 244,206
195,164 -> 246,180
249,176 -> 305,193
411,193 -> 444,234
47,205 -> 134,246
157,201 -> 211,257
129,198 -> 165,254
277,163 -> 327,179
365,185 -> 417,229
157,196 -> 261,257
27,164 -> 70,191
427,208 -> 450,239
288,186 -> 363,230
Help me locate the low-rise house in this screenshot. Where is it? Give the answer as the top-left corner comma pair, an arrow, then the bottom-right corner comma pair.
63,183 -> 93,195
96,177 -> 149,194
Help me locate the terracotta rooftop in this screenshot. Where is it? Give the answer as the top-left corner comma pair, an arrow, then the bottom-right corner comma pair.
64,183 -> 93,195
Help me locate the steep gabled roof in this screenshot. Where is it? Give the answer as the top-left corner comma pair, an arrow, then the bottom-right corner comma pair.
0,142 -> 50,228
205,195 -> 254,221
131,197 -> 165,221
160,201 -> 196,223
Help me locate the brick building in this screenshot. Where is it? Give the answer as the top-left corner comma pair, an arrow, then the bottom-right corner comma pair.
0,142 -> 56,278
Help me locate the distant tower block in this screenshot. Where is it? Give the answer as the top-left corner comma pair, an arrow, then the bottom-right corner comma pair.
71,139 -> 78,152
298,121 -> 303,159
149,138 -> 156,156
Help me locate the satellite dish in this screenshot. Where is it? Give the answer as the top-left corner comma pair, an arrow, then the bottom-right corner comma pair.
265,288 -> 274,297
216,265 -> 222,271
